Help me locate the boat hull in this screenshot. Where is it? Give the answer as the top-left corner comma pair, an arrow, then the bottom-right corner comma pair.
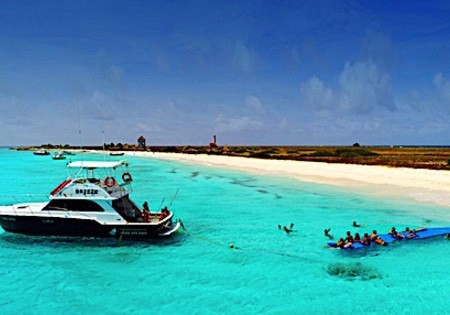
0,215 -> 179,239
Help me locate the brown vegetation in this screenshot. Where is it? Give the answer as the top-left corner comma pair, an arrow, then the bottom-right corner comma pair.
17,144 -> 450,170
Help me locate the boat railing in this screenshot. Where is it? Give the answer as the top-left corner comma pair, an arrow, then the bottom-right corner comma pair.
1,201 -> 105,221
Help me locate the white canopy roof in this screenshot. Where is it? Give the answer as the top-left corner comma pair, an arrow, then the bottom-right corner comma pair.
67,161 -> 127,169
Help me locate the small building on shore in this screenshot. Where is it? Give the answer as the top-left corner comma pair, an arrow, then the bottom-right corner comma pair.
209,135 -> 218,149
137,136 -> 146,149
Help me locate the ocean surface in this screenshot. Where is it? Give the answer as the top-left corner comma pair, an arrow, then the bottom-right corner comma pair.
0,149 -> 449,314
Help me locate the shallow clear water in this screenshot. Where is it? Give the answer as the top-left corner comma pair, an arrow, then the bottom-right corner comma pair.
0,149 -> 449,314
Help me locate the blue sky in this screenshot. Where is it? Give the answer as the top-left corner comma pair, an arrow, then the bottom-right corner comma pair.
0,1 -> 449,146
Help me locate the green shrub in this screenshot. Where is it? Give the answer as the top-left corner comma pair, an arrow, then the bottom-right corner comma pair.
336,148 -> 378,157
250,151 -> 271,159
310,148 -> 378,157
310,150 -> 337,157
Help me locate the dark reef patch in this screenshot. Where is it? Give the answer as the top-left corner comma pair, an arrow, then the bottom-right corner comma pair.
326,262 -> 382,281
230,177 -> 257,188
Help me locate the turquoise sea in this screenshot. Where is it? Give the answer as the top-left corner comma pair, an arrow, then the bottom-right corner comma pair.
0,148 -> 449,314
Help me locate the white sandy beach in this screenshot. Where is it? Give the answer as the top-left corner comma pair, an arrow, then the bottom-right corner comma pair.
123,152 -> 450,212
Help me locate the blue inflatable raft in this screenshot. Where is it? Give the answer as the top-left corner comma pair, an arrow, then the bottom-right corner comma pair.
328,227 -> 450,250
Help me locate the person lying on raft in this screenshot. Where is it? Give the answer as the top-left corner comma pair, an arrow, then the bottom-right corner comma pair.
369,230 -> 387,245
345,231 -> 354,243
354,232 -> 362,243
336,238 -> 345,248
374,236 -> 387,246
370,230 -> 378,242
343,231 -> 354,248
403,227 -> 418,239
336,238 -> 353,248
389,227 -> 404,239
362,233 -> 371,246
324,228 -> 333,239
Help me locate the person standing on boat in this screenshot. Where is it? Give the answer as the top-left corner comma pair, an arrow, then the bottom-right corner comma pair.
142,201 -> 151,222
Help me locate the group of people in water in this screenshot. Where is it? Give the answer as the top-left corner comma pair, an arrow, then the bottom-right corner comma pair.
141,201 -> 170,222
329,223 -> 425,249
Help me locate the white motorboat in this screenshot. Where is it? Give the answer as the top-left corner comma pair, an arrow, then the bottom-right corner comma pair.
33,150 -> 50,156
0,160 -> 180,239
52,152 -> 66,160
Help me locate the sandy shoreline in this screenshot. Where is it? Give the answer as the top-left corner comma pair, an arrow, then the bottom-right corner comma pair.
116,151 -> 450,210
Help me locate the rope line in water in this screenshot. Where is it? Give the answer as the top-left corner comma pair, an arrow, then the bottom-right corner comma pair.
178,223 -> 315,262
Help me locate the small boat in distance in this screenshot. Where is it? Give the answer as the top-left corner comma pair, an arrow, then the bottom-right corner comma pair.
0,160 -> 180,239
110,152 -> 125,156
62,151 -> 76,156
52,152 -> 66,160
33,150 -> 50,156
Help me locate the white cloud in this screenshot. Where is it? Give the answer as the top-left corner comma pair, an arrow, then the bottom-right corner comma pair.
84,90 -> 115,121
244,95 -> 265,114
338,60 -> 395,113
433,72 -> 450,102
299,60 -> 395,115
133,123 -> 162,133
359,31 -> 395,69
232,41 -> 258,74
300,76 -> 334,112
215,114 -> 264,132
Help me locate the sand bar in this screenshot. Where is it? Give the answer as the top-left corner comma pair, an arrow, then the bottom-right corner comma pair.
124,152 -> 450,210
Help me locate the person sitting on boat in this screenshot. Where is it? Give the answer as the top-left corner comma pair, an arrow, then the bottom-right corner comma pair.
352,221 -> 361,227
324,228 -> 333,239
362,233 -> 371,246
158,206 -> 170,220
